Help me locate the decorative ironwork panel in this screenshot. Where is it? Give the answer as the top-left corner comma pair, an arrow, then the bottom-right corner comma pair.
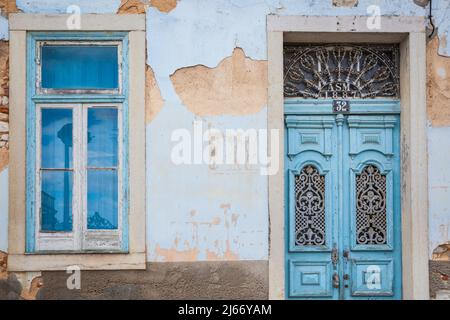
295,166 -> 326,246
284,44 -> 400,99
355,165 -> 387,245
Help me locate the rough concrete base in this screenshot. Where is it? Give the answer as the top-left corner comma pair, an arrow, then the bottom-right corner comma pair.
429,260 -> 450,299
0,273 -> 23,300
37,261 -> 268,300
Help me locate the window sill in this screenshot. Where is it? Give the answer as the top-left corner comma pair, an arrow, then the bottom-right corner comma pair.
6,252 -> 146,271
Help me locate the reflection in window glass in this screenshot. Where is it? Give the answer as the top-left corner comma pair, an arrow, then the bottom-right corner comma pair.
41,45 -> 118,90
88,108 -> 118,167
41,109 -> 73,169
40,108 -> 73,232
41,170 -> 73,232
87,170 -> 118,230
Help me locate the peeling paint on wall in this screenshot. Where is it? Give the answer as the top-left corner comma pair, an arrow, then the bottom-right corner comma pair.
0,0 -> 20,17
171,48 -> 267,116
117,0 -> 146,14
427,37 -> 450,126
150,0 -> 177,13
146,65 -> 164,123
333,0 -> 359,8
433,243 -> 450,261
17,273 -> 43,300
432,0 -> 450,56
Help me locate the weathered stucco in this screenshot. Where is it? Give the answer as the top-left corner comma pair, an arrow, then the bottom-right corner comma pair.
0,253 -> 43,300
145,65 -> 164,123
37,261 -> 268,299
430,261 -> 450,299
333,0 -> 358,8
0,0 -> 449,300
0,0 -> 20,16
150,0 -> 177,13
427,37 -> 450,127
171,48 -> 267,116
117,0 -> 146,14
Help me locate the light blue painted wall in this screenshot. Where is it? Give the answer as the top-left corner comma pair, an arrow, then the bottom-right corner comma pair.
428,125 -> 450,256
16,0 -> 121,14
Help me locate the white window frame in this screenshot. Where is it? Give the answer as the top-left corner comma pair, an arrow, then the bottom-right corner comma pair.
35,103 -> 124,253
8,14 -> 146,271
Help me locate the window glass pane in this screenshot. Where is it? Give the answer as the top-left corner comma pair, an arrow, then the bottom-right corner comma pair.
41,108 -> 72,169
88,108 -> 118,167
41,170 -> 73,232
41,45 -> 118,90
87,170 -> 118,230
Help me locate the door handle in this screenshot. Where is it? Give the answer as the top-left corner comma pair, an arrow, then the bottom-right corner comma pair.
332,272 -> 340,288
331,245 -> 339,266
343,249 -> 350,260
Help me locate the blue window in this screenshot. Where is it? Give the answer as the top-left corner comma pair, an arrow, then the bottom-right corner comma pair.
28,33 -> 129,253
40,108 -> 73,232
41,45 -> 119,90
87,108 -> 119,230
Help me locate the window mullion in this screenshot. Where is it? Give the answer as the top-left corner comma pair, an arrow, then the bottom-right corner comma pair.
73,104 -> 85,251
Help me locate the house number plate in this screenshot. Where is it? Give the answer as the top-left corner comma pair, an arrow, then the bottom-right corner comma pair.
333,100 -> 350,113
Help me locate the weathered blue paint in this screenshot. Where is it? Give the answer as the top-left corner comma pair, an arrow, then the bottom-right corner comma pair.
285,100 -> 402,300
26,31 -> 130,252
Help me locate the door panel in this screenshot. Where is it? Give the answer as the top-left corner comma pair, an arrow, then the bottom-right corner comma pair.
285,115 -> 339,299
285,112 -> 402,300
343,115 -> 402,300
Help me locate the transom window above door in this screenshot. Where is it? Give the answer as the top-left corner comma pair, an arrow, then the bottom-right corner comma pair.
283,44 -> 400,99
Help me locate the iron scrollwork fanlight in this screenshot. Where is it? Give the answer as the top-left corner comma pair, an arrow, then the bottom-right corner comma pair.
284,44 -> 400,99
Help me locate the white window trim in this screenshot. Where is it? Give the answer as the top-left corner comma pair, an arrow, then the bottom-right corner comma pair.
8,14 -> 146,271
35,103 -> 124,253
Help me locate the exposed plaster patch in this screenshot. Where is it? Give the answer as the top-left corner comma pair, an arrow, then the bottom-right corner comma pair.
332,0 -> 358,8
155,244 -> 200,262
150,0 -> 177,13
117,0 -> 147,14
170,48 -> 267,116
146,65 -> 165,123
433,243 -> 450,261
18,273 -> 43,300
0,0 -> 21,17
0,254 -> 43,299
205,241 -> 239,260
0,148 -> 7,172
427,37 -> 450,126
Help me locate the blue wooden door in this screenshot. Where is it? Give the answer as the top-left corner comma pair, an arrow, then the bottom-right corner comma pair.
285,101 -> 402,300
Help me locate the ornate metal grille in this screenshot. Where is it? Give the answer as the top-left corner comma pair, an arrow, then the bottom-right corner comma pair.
356,165 -> 387,245
284,44 -> 400,99
295,166 -> 326,246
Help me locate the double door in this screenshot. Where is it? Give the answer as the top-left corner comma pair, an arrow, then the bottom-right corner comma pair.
285,112 -> 402,300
